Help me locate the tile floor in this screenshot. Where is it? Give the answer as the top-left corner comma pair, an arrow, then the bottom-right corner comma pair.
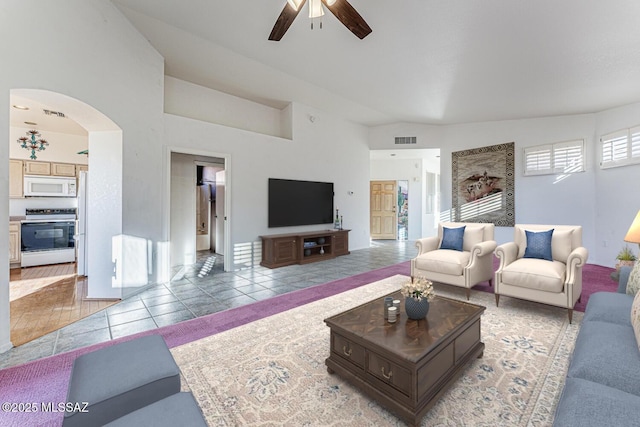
0,240 -> 416,370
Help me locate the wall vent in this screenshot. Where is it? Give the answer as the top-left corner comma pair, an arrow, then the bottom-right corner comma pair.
43,109 -> 66,118
394,136 -> 417,145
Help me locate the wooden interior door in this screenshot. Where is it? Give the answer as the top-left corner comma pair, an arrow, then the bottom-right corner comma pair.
370,181 -> 397,240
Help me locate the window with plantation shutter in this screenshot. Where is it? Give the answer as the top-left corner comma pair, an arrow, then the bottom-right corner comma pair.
523,140 -> 584,176
631,126 -> 640,160
600,125 -> 640,168
553,140 -> 584,173
524,145 -> 552,175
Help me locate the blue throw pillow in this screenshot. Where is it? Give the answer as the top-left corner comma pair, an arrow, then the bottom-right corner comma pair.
440,226 -> 465,251
523,229 -> 554,261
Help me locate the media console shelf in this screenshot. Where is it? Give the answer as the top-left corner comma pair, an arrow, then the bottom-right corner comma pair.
260,229 -> 350,269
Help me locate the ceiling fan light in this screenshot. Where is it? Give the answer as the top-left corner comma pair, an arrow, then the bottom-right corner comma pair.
325,0 -> 337,5
309,0 -> 324,18
287,0 -> 303,11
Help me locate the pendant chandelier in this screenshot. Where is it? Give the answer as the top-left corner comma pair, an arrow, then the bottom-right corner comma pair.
18,129 -> 49,160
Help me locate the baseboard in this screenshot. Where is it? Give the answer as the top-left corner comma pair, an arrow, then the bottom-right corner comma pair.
0,340 -> 14,354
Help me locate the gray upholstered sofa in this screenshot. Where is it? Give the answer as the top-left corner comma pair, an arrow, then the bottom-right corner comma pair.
553,265 -> 640,426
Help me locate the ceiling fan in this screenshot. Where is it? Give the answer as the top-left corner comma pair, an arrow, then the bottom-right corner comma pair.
269,0 -> 372,41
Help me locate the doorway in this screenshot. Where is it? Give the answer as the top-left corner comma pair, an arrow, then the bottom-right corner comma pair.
370,180 -> 398,240
5,88 -> 123,347
397,180 -> 409,240
169,151 -> 229,273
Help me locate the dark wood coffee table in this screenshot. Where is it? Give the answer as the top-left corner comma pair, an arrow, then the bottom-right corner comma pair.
324,290 -> 485,426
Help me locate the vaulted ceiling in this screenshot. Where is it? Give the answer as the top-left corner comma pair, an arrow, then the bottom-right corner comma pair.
12,2 -> 640,132
112,1 -> 640,126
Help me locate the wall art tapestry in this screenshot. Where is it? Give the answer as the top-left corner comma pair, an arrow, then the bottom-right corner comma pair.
451,142 -> 515,226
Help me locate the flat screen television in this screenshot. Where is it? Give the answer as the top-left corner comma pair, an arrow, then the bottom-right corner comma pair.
268,178 -> 334,228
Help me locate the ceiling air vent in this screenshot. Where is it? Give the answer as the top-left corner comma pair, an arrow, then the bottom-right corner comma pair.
43,109 -> 66,118
394,136 -> 417,145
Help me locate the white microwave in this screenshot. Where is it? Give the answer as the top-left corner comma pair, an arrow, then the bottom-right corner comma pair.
24,175 -> 77,197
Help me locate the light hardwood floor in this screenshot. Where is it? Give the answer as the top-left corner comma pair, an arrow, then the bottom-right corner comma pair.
9,264 -> 119,346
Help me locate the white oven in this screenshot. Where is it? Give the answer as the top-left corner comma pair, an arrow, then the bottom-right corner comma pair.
21,208 -> 77,267
24,175 -> 77,197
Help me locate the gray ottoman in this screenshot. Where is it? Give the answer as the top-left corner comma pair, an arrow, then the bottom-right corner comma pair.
104,392 -> 207,426
63,335 -> 181,427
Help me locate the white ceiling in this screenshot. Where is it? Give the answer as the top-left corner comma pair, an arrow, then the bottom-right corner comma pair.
112,0 -> 640,126
10,95 -> 88,136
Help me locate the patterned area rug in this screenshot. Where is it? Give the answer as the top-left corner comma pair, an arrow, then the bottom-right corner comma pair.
171,275 -> 582,426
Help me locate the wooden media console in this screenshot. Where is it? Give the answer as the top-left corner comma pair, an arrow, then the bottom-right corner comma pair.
260,229 -> 350,268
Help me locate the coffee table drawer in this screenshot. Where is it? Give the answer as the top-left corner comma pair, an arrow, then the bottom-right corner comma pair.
367,352 -> 412,397
332,333 -> 365,369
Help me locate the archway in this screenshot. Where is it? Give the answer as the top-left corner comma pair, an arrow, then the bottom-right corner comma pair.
3,89 -> 123,351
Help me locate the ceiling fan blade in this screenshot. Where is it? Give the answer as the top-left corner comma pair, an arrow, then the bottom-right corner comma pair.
269,0 -> 307,41
322,0 -> 372,39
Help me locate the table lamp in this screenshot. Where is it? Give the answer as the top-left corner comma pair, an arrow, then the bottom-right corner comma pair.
624,210 -> 640,248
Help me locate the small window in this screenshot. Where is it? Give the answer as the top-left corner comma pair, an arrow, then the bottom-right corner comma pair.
600,125 -> 640,169
524,140 -> 584,176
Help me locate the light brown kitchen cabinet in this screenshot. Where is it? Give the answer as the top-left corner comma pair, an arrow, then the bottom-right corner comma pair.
24,160 -> 51,175
9,159 -> 23,198
51,162 -> 76,177
9,221 -> 21,265
76,164 -> 88,176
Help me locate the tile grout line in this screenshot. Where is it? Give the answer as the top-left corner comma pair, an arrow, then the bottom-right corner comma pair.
105,309 -> 114,342
51,329 -> 61,356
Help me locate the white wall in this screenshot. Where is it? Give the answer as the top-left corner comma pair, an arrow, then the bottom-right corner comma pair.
164,101 -> 371,268
170,153 -> 196,267
87,130 -> 123,298
594,102 -> 640,264
0,0 -> 165,352
164,77 -> 286,139
369,114 -> 623,265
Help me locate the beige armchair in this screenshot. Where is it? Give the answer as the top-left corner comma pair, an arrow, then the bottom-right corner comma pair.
494,224 -> 588,323
411,222 -> 497,300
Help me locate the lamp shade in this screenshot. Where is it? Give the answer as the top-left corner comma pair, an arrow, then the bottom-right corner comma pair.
624,210 -> 640,244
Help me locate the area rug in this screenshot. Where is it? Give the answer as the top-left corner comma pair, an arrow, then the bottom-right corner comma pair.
172,274 -> 582,426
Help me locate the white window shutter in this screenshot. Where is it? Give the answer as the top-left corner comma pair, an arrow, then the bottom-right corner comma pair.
630,126 -> 640,160
553,140 -> 584,173
601,126 -> 640,168
524,145 -> 552,175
